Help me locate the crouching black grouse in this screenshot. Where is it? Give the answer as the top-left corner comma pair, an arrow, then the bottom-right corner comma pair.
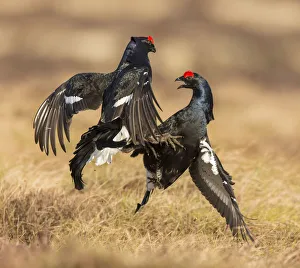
132,70 -> 254,241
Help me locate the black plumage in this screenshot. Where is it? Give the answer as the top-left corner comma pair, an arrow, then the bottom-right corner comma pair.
69,118 -> 127,190
132,70 -> 254,241
33,36 -> 161,155
33,72 -> 115,155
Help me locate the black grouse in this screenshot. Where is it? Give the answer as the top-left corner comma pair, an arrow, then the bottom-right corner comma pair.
34,36 -> 167,157
132,70 -> 254,241
33,36 -> 180,190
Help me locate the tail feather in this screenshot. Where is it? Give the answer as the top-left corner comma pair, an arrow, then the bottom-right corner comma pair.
69,119 -> 127,190
70,143 -> 95,190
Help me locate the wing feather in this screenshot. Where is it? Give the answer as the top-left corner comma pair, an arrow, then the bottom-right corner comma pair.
141,97 -> 156,141
57,106 -> 66,152
33,72 -> 115,155
189,137 -> 254,241
102,66 -> 163,146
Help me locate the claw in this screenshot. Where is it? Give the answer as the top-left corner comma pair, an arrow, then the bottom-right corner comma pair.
167,138 -> 176,151
146,143 -> 158,159
121,145 -> 134,153
150,146 -> 158,159
160,134 -> 184,151
135,190 -> 151,213
144,133 -> 184,154
135,203 -> 143,213
171,137 -> 185,149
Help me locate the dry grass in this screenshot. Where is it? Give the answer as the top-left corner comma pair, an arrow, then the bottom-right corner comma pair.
1,0 -> 300,267
1,80 -> 300,267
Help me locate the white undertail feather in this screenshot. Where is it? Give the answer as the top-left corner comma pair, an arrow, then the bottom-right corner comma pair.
113,126 -> 130,141
88,147 -> 119,166
64,95 -> 83,104
200,138 -> 219,175
88,126 -> 130,166
113,94 -> 133,107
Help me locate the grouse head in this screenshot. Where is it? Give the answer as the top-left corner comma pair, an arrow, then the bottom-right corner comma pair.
175,70 -> 207,89
131,36 -> 156,53
176,70 -> 214,121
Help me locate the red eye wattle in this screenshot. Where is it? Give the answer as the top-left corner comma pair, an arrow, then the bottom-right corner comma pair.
183,70 -> 194,78
148,36 -> 154,44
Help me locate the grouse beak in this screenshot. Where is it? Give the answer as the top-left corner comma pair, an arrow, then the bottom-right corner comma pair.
150,45 -> 156,53
175,76 -> 187,89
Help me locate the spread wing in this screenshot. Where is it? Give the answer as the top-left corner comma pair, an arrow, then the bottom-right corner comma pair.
101,66 -> 163,146
33,72 -> 115,155
189,136 -> 254,241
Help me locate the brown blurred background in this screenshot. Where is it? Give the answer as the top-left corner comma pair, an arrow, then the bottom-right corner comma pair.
1,2 -> 300,266
1,0 -> 300,158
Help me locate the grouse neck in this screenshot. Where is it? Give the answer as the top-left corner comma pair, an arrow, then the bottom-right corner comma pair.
127,49 -> 150,67
189,80 -> 214,122
189,82 -> 214,115
189,86 -> 206,104
118,41 -> 149,66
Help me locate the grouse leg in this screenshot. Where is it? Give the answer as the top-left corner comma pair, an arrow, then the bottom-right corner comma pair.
135,170 -> 156,213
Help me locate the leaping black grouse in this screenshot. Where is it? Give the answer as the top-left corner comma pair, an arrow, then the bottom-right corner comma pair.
131,70 -> 254,241
33,36 -> 173,157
